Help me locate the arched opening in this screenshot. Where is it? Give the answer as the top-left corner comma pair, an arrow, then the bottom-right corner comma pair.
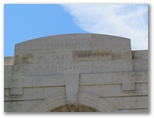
28,92 -> 119,112
49,104 -> 100,112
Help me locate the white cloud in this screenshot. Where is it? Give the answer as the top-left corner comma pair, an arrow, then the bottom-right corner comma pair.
62,4 -> 148,50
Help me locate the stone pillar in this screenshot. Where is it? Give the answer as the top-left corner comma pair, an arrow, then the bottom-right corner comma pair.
64,74 -> 79,111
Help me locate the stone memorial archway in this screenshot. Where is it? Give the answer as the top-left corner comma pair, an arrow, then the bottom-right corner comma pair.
4,34 -> 148,112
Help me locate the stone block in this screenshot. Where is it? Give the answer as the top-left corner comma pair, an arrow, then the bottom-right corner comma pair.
52,34 -> 92,52
64,74 -> 79,105
135,71 -> 148,83
80,73 -> 112,85
111,50 -> 132,60
103,96 -> 148,110
45,87 -> 65,98
133,59 -> 148,71
5,88 -> 45,101
4,77 -> 11,89
131,109 -> 149,113
12,65 -> 27,79
4,57 -> 14,65
104,97 -> 123,109
112,71 -> 148,84
123,96 -> 148,109
141,83 -> 149,95
91,34 -> 131,50
121,72 -> 135,91
91,59 -> 133,73
11,77 -> 33,88
15,36 -> 54,53
24,64 -> 53,76
10,88 -> 23,97
30,101 -> 48,112
122,83 -> 135,91
22,88 -> 45,100
22,100 -> 42,112
4,66 -> 13,88
32,75 -> 64,87
119,109 -> 132,113
4,89 -> 10,99
132,50 -> 148,59
79,84 -> 142,97
4,100 -> 41,112
4,101 -> 22,112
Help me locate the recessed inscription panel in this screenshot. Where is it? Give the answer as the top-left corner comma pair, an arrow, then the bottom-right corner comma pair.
18,62 -> 92,75
47,41 -> 97,51
112,50 -> 132,59
15,52 -> 73,64
73,50 -> 111,61
51,62 -> 91,74
34,52 -> 72,64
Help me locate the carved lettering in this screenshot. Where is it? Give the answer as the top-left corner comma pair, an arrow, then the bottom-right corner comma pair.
73,50 -> 111,61
35,54 -> 70,63
47,41 -> 97,50
55,65 -> 90,72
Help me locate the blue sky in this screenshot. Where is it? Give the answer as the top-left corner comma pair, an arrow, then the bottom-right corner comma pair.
4,4 -> 148,56
4,4 -> 87,56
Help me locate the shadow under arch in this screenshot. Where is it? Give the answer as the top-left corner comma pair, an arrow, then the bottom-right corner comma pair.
28,92 -> 119,112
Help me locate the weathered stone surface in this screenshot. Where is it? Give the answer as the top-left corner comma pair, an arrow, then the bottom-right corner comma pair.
132,50 -> 148,59
91,59 -> 133,73
45,87 -> 65,98
4,66 -> 12,88
91,34 -> 131,50
104,96 -> 148,109
4,34 -> 148,112
4,100 -> 41,112
65,74 -> 79,105
133,59 -> 148,71
141,83 -> 149,95
123,96 -> 148,109
5,88 -> 45,101
79,84 -> 142,97
4,57 -> 14,65
10,87 -> 23,97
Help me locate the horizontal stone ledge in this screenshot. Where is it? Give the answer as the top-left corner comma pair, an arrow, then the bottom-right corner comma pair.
5,71 -> 148,89
10,59 -> 133,75
4,100 -> 43,112
80,71 -> 148,86
133,59 -> 148,71
119,108 -> 148,113
103,96 -> 148,109
5,88 -> 45,101
79,83 -> 148,97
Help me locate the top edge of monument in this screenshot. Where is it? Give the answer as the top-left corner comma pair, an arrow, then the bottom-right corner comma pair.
15,33 -> 130,46
14,33 -> 131,52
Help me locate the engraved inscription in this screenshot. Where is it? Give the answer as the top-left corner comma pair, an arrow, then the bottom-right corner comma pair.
34,53 -> 70,64
55,65 -> 90,72
47,41 -> 97,50
73,50 -> 111,61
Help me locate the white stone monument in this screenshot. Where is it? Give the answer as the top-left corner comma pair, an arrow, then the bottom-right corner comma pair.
4,34 -> 148,112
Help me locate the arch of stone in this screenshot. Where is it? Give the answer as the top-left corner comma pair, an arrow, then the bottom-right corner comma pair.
28,92 -> 119,112
50,104 -> 100,112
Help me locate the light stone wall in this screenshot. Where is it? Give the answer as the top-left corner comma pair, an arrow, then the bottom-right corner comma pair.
4,34 -> 149,112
